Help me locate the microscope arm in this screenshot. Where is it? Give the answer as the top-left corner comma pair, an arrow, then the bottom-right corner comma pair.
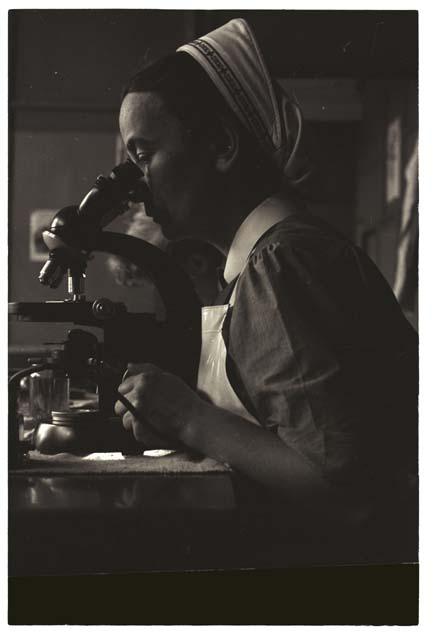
89,231 -> 201,334
88,231 -> 203,387
38,161 -> 202,332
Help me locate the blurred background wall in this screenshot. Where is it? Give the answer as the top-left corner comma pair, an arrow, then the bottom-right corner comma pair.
9,9 -> 418,351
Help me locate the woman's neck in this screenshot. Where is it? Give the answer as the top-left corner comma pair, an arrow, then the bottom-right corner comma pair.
204,182 -> 279,255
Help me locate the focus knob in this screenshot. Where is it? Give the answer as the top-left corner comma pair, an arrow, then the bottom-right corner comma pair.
92,297 -> 117,320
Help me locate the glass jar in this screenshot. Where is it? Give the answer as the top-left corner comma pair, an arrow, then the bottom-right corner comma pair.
29,353 -> 70,427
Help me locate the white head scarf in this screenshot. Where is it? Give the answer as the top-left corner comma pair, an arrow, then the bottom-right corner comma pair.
177,18 -> 304,182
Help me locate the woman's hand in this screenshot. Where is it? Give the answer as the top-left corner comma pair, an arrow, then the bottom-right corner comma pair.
114,362 -> 204,445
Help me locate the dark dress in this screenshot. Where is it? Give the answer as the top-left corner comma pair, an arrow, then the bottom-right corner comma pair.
216,211 -> 418,562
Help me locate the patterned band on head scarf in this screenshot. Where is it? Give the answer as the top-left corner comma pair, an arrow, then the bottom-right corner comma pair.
177,18 -> 304,182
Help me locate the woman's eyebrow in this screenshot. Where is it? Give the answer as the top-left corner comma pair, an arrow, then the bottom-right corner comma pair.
126,136 -> 155,153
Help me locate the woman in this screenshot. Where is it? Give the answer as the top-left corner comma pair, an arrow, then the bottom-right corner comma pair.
115,19 -> 417,556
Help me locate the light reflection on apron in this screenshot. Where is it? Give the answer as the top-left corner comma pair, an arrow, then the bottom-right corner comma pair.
197,197 -> 291,426
196,285 -> 259,425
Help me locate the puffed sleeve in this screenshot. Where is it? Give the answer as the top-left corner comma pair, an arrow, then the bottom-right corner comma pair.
223,229 -> 417,489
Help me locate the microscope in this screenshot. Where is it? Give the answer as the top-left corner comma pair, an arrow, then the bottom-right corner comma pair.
9,161 -> 202,465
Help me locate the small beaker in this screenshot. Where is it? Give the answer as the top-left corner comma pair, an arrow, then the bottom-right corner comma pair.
29,353 -> 70,428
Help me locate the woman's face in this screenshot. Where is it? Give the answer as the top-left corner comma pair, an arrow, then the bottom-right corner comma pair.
119,91 -> 215,241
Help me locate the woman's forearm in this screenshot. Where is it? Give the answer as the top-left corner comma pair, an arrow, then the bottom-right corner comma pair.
116,365 -> 363,521
181,401 -> 368,526
182,399 -> 336,502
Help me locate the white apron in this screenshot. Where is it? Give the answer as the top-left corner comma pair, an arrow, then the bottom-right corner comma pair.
196,283 -> 259,425
196,196 -> 291,423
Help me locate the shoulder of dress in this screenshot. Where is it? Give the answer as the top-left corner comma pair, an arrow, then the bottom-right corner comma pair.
253,215 -> 351,260
242,219 -> 355,285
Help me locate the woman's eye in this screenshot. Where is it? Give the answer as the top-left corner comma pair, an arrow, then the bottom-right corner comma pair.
137,152 -> 152,164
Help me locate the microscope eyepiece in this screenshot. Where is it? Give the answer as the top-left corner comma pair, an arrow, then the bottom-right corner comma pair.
109,159 -> 144,187
77,160 -> 145,228
38,161 -> 149,296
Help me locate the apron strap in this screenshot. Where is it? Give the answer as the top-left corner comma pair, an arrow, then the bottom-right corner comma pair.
215,215 -> 288,306
213,276 -> 239,306
207,271 -> 261,424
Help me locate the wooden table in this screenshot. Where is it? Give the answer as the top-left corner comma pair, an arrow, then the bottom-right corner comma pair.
9,450 -> 239,576
8,450 -> 419,624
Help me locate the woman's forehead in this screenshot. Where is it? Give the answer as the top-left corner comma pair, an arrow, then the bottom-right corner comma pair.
119,91 -> 174,140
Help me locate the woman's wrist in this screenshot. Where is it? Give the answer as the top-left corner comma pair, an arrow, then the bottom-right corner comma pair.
177,395 -> 213,451
178,399 -> 259,466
